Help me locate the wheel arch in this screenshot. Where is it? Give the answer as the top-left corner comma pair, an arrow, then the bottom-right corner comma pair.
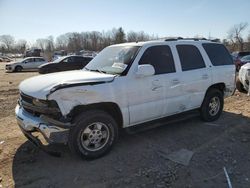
69,102 -> 123,128
206,83 -> 226,95
15,65 -> 23,70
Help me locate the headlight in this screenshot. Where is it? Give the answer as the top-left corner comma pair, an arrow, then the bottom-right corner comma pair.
32,98 -> 48,106
247,69 -> 250,77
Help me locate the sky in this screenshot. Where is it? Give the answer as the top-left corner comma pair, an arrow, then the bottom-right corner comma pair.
0,0 -> 249,44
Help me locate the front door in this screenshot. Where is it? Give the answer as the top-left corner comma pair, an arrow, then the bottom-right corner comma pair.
127,45 -> 177,125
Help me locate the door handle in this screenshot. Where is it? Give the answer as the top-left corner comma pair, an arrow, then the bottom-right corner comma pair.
172,79 -> 180,85
202,74 -> 209,80
152,80 -> 163,91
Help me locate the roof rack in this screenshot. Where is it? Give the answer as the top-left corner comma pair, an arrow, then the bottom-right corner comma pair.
163,37 -> 220,42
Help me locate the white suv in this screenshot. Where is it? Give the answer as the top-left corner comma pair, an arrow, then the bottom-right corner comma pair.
15,39 -> 235,159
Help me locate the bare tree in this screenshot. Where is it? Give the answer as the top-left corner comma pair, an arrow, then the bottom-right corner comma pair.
227,22 -> 248,51
127,31 -> 151,42
0,35 -> 15,52
36,38 -> 47,51
15,39 -> 28,53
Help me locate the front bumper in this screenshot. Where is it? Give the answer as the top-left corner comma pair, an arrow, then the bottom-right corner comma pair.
15,104 -> 69,144
5,66 -> 13,72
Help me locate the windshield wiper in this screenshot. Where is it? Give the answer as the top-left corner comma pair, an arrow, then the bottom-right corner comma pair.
84,68 -> 106,74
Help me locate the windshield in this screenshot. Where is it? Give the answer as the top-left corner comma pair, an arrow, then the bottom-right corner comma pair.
85,45 -> 140,75
53,56 -> 66,63
241,55 -> 250,61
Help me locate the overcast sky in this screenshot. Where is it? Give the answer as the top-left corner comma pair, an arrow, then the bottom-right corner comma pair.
0,0 -> 249,43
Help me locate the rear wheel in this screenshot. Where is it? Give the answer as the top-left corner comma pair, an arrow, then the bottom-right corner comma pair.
200,89 -> 223,122
236,77 -> 247,93
68,110 -> 118,159
15,66 -> 23,72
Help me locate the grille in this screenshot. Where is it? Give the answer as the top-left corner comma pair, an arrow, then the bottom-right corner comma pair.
20,93 -> 33,104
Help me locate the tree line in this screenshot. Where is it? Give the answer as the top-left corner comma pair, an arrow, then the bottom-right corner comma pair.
0,27 -> 156,55
0,24 -> 250,56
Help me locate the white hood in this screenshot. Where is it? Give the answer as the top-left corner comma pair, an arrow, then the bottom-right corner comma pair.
19,70 -> 115,99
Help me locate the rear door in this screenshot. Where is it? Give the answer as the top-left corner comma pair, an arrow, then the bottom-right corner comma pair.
175,44 -> 212,110
22,58 -> 35,69
34,58 -> 46,68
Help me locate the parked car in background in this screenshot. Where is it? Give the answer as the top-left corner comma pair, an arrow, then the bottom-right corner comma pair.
38,55 -> 93,74
52,50 -> 67,61
5,57 -> 47,72
0,56 -> 13,62
232,51 -> 250,71
236,63 -> 250,94
24,48 -> 42,58
235,55 -> 250,71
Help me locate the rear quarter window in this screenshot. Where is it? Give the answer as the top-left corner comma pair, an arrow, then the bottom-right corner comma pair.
202,43 -> 233,66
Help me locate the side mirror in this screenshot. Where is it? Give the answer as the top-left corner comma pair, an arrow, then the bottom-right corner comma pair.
136,64 -> 155,77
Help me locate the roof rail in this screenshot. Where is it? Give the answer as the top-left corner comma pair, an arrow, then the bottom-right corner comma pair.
163,37 -> 220,42
164,37 -> 183,41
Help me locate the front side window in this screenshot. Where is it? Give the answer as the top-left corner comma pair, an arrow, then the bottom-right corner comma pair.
202,43 -> 233,66
85,46 -> 140,75
177,45 -> 206,71
35,58 -> 44,62
24,58 -> 33,63
139,45 -> 176,74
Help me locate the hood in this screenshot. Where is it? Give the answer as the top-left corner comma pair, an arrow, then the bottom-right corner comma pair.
39,62 -> 58,68
19,70 -> 115,99
6,61 -> 21,65
241,63 -> 250,70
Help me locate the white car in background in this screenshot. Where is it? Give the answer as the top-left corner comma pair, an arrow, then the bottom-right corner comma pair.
5,57 -> 47,72
236,63 -> 250,95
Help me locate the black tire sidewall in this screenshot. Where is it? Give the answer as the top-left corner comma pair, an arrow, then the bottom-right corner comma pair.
15,66 -> 22,72
68,110 -> 118,159
236,78 -> 247,93
201,89 -> 224,122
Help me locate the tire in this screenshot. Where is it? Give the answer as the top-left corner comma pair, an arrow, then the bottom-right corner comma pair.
68,110 -> 118,159
236,65 -> 240,72
200,89 -> 224,122
15,66 -> 23,72
236,77 -> 247,93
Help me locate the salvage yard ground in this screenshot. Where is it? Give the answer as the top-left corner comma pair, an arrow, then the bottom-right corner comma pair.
0,62 -> 250,188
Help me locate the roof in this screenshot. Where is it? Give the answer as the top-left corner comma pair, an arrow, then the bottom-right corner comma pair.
111,38 -> 219,48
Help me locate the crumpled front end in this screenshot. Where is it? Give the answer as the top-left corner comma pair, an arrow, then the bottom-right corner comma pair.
239,63 -> 250,94
15,92 -> 70,148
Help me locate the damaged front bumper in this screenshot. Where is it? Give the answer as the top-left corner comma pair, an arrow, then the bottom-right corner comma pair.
15,104 -> 70,149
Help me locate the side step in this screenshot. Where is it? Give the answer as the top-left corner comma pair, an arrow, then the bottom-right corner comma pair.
125,110 -> 200,134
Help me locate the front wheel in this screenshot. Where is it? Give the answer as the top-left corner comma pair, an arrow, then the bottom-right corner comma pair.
15,66 -> 23,72
200,89 -> 224,122
68,110 -> 118,159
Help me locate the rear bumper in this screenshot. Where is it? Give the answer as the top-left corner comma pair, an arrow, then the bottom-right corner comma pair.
15,104 -> 69,144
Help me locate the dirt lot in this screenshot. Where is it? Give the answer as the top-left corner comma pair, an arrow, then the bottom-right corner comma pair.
0,62 -> 250,188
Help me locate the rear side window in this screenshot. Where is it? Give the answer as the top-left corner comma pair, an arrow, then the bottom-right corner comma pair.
139,45 -> 176,74
75,57 -> 84,63
177,45 -> 206,71
202,43 -> 233,66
